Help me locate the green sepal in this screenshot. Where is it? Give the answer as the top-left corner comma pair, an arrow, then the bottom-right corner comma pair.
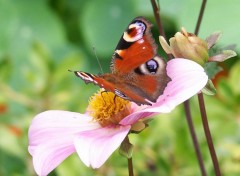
209,50 -> 237,62
202,79 -> 217,96
119,137 -> 133,159
205,31 -> 222,49
204,62 -> 223,79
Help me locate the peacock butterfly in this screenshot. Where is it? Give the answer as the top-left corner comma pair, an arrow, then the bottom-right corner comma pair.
72,17 -> 171,105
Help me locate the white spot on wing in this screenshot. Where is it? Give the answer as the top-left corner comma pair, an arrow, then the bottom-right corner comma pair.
144,99 -> 154,105
138,39 -> 144,44
76,72 -> 98,84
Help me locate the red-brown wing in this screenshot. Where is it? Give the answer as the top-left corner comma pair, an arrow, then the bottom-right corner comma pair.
73,71 -> 116,92
73,71 -> 160,105
111,56 -> 171,105
110,17 -> 157,73
74,55 -> 171,105
100,73 -> 170,105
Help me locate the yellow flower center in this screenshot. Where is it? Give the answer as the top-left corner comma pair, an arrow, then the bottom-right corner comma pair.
87,90 -> 131,127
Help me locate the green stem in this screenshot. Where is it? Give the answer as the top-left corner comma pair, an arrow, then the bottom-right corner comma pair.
194,0 -> 207,35
150,0 -> 166,39
184,100 -> 207,176
150,0 -> 207,175
194,0 -> 222,175
150,0 -> 173,60
128,157 -> 134,176
198,93 -> 222,176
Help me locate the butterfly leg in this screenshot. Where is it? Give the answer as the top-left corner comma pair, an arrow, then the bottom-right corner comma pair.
113,95 -> 118,105
100,90 -> 109,105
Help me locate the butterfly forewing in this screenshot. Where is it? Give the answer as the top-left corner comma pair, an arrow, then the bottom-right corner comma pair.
110,17 -> 157,73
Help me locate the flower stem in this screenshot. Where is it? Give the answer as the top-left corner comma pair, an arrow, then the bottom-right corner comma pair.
194,0 -> 207,35
128,157 -> 134,176
184,100 -> 207,176
150,0 -> 206,175
150,0 -> 166,39
198,93 -> 222,176
150,0 -> 173,60
194,0 -> 222,175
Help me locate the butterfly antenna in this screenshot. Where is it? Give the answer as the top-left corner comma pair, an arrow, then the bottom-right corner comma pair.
92,46 -> 104,74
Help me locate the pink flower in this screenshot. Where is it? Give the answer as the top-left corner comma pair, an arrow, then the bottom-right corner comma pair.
28,58 -> 208,175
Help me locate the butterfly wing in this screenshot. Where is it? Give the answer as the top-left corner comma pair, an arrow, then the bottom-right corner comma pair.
74,71 -> 154,105
110,17 -> 157,73
116,55 -> 170,105
74,55 -> 170,105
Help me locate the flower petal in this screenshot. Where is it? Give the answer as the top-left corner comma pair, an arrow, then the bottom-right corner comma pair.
120,58 -> 208,125
28,110 -> 100,175
74,125 -> 131,168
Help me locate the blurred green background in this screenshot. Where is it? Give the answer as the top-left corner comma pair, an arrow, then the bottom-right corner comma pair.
0,0 -> 239,175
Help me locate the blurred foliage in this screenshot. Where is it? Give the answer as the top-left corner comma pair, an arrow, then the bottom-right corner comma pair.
0,0 -> 239,175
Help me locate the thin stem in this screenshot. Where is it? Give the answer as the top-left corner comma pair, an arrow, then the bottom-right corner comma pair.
150,0 -> 173,60
184,100 -> 207,176
150,0 -> 166,38
128,157 -> 134,176
150,0 -> 206,175
194,0 -> 207,35
198,93 -> 222,176
194,0 -> 222,175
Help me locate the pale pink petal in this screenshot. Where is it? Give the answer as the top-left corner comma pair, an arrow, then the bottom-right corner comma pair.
120,58 -> 208,125
28,110 -> 100,175
29,141 -> 75,176
74,125 -> 131,168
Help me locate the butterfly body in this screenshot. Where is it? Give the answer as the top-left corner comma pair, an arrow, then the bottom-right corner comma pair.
73,17 -> 171,105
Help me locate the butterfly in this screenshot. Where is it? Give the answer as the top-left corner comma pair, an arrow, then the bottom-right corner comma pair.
72,17 -> 171,105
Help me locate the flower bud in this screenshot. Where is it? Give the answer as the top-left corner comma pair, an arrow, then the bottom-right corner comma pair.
160,27 -> 209,66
